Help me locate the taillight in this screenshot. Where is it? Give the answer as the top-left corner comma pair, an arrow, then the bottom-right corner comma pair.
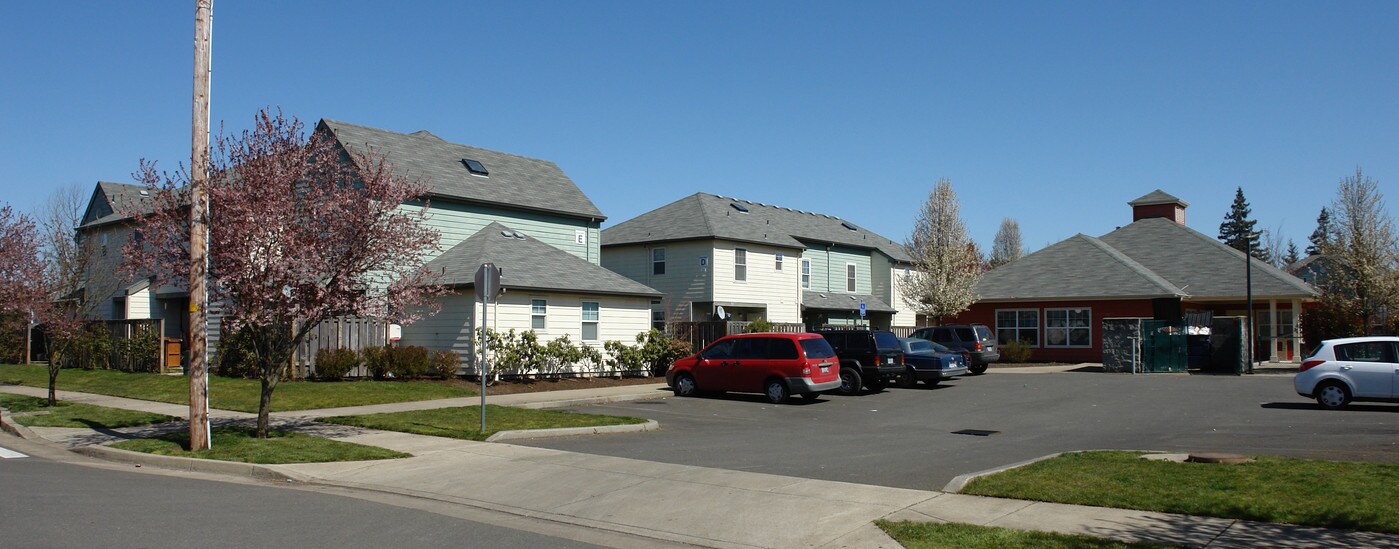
802,366 -> 812,376
974,342 -> 983,351
1299,359 -> 1325,372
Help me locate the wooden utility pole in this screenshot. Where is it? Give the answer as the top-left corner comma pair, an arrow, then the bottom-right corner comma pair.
189,0 -> 213,450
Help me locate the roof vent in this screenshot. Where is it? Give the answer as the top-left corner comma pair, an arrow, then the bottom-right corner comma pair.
841,221 -> 858,231
500,230 -> 514,238
462,159 -> 489,176
138,189 -> 149,196
730,202 -> 749,213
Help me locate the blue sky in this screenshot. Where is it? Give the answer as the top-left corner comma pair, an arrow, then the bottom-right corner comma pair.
3,2 -> 1396,254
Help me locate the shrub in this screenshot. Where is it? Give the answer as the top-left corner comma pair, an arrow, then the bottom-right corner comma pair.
360,346 -> 390,380
314,348 -> 358,380
1000,340 -> 1033,363
745,319 -> 775,333
607,329 -> 691,376
429,350 -> 459,379
389,345 -> 430,380
214,326 -> 260,379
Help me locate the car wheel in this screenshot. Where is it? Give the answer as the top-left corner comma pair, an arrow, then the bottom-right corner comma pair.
866,378 -> 888,392
969,363 -> 988,375
765,379 -> 790,404
835,367 -> 863,395
897,371 -> 917,388
673,373 -> 697,397
1314,381 -> 1350,410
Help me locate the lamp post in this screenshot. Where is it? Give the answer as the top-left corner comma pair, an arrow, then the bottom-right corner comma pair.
1244,230 -> 1259,375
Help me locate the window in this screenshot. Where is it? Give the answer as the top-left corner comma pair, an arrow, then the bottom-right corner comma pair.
801,259 -> 811,289
462,158 -> 488,176
1045,308 -> 1091,347
775,252 -> 783,270
1335,342 -> 1396,363
846,263 -> 856,293
581,301 -> 599,341
652,310 -> 666,331
767,338 -> 798,359
531,299 -> 547,330
652,248 -> 666,275
996,309 -> 1039,346
101,232 -> 109,256
734,248 -> 747,281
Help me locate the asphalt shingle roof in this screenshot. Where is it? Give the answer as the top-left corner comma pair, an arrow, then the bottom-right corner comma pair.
1128,189 -> 1189,207
427,222 -> 659,297
80,181 -> 155,229
977,217 -> 1317,301
320,119 -> 605,221
601,193 -> 912,262
801,291 -> 897,313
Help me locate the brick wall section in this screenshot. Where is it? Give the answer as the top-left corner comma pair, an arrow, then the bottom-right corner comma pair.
953,299 -> 1157,362
1132,203 -> 1185,224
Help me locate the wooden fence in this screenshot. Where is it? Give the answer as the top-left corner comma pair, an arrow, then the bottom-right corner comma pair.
669,321 -> 807,353
293,317 -> 388,378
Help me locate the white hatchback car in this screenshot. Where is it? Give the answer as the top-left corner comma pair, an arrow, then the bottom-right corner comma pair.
1294,336 -> 1399,410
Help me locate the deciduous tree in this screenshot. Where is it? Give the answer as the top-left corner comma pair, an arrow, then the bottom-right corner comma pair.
1316,168 -> 1399,333
989,218 -> 1023,269
126,109 -> 445,437
0,205 -> 46,388
899,178 -> 981,322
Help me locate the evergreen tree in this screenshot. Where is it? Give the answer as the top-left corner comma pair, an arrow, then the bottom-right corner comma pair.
1284,240 -> 1300,267
1306,207 -> 1331,256
1217,187 -> 1261,257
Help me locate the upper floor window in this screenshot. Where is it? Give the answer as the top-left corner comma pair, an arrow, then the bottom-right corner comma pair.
846,263 -> 856,293
801,259 -> 811,289
775,252 -> 784,270
652,248 -> 666,275
734,248 -> 747,281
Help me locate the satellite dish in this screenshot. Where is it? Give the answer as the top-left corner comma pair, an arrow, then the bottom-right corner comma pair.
715,306 -> 727,320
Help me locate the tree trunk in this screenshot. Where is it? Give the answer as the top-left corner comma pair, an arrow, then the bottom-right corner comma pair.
256,372 -> 277,438
47,365 -> 58,406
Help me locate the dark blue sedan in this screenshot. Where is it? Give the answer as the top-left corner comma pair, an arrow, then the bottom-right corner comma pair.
896,337 -> 969,387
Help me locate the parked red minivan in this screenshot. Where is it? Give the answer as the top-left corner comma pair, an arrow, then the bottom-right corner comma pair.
666,332 -> 842,404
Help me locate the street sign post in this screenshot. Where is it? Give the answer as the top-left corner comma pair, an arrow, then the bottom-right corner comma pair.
859,302 -> 866,318
474,263 -> 503,433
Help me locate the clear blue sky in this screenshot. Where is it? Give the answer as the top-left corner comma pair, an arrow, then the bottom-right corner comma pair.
4,1 -> 1396,254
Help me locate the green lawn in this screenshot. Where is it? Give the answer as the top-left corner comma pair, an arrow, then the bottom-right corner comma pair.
321,404 -> 647,441
110,427 -> 410,464
877,521 -> 1175,549
0,364 -> 474,413
962,451 -> 1399,534
0,393 -> 177,429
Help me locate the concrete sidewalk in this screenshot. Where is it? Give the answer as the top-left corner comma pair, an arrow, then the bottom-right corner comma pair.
3,383 -> 1393,548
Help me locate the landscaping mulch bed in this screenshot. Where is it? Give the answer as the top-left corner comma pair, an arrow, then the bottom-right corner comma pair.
433,375 -> 665,396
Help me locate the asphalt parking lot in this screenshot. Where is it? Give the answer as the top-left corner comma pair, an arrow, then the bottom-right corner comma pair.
518,370 -> 1399,491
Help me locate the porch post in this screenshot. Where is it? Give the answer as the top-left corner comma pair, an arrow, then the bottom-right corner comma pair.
1291,299 -> 1303,362
1269,299 -> 1278,362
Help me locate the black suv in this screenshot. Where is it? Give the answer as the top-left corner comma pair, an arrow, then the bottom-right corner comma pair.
817,329 -> 905,395
910,324 -> 998,374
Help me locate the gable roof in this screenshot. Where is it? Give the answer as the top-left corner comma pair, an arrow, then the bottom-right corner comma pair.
602,193 -> 912,262
802,291 -> 897,313
319,119 -> 605,221
427,222 -> 659,297
80,181 -> 154,229
978,217 -> 1317,302
1096,217 -> 1317,300
976,234 -> 1186,301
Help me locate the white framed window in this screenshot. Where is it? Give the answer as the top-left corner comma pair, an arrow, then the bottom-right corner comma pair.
1044,308 -> 1091,348
996,309 -> 1039,346
581,301 -> 599,341
734,248 -> 747,281
775,252 -> 784,270
801,259 -> 811,289
846,263 -> 856,293
652,248 -> 666,275
531,299 -> 547,330
652,310 -> 666,330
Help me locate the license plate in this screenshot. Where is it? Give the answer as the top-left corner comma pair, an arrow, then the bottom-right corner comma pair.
885,357 -> 893,364
820,366 -> 829,373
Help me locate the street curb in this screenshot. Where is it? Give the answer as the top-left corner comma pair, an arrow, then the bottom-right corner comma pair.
942,449 -> 1165,493
485,419 -> 660,442
72,444 -> 308,483
0,409 -> 39,440
507,391 -> 670,410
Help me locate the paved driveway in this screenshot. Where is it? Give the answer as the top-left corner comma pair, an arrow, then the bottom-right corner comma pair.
517,371 -> 1399,491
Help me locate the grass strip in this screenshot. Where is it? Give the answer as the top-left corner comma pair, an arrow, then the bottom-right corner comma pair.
0,364 -> 473,413
321,404 -> 647,441
962,451 -> 1399,534
877,520 -> 1175,549
110,427 -> 410,464
0,393 -> 177,429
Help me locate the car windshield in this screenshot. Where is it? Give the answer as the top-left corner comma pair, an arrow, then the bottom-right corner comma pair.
902,338 -> 934,353
874,331 -> 902,351
799,338 -> 837,359
974,325 -> 994,341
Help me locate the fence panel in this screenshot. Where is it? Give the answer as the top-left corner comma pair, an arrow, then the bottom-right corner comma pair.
293,317 -> 388,378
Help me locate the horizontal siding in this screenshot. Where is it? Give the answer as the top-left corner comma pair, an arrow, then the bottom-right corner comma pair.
801,245 -> 872,295
400,294 -> 477,362
406,200 -> 600,264
602,241 -> 714,323
126,287 -> 151,319
711,240 -> 801,323
890,266 -> 919,327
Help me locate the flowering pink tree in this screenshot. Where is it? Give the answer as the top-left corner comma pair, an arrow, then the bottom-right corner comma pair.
0,205 -> 48,393
126,109 -> 444,437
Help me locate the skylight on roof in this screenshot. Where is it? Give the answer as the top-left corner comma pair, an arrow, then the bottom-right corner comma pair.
841,221 -> 858,231
730,203 -> 749,213
462,158 -> 489,176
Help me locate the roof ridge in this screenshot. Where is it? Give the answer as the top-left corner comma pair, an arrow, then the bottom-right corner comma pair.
691,193 -> 719,238
1077,234 -> 1187,296
320,118 -> 559,166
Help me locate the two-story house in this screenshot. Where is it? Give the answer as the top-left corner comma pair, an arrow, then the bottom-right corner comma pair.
76,181 -> 188,340
601,193 -> 917,330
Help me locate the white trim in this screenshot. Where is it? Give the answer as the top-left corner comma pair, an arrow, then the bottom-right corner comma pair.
845,262 -> 856,293
801,259 -> 811,289
1044,307 -> 1091,348
581,300 -> 599,341
734,247 -> 747,282
995,308 -> 1041,347
530,298 -> 548,330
